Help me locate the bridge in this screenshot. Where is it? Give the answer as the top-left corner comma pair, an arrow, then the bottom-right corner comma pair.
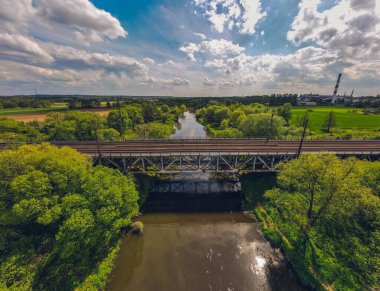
2,139 -> 378,173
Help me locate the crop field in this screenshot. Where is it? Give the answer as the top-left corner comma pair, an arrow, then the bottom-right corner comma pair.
290,106 -> 380,133
0,104 -> 110,122
0,103 -> 67,115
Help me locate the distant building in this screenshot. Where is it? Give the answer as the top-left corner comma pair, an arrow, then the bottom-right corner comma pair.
297,93 -> 353,105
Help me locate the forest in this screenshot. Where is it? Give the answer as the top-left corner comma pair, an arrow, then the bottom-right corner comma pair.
0,102 -> 186,142
0,144 -> 139,290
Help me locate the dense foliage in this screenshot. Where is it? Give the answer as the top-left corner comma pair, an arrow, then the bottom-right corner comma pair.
0,144 -> 139,290
0,102 -> 186,142
197,102 -> 380,139
196,102 -> 299,138
250,155 -> 380,290
0,98 -> 51,109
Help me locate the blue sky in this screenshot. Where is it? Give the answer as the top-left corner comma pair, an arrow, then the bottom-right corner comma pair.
0,0 -> 379,96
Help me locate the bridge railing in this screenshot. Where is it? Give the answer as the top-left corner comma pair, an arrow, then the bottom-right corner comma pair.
96,150 -> 380,158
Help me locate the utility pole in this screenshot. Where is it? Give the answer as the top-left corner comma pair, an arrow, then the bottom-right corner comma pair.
118,107 -> 125,141
266,110 -> 274,143
91,119 -> 102,163
297,117 -> 308,158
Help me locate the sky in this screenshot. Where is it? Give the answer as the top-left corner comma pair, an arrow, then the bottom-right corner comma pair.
0,0 -> 379,96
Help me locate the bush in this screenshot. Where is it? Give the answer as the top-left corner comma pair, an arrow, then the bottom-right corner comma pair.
130,221 -> 144,235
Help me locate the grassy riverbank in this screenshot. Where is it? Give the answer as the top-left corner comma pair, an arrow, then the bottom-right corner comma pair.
241,173 -> 335,289
75,241 -> 121,290
240,157 -> 380,291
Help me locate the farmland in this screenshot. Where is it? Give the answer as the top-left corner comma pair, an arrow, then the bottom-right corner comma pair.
290,106 -> 380,133
0,103 -> 110,121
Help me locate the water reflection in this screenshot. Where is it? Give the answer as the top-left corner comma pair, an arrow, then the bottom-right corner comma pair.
171,112 -> 207,138
143,174 -> 242,212
107,214 -> 305,291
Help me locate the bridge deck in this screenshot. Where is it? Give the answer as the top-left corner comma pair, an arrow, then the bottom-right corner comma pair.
1,139 -> 378,157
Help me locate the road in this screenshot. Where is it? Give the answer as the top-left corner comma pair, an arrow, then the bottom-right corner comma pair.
1,139 -> 378,157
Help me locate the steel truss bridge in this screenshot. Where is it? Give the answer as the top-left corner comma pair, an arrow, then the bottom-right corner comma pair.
2,139 -> 377,174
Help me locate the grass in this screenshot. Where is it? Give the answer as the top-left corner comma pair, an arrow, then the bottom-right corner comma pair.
290,106 -> 380,133
75,241 -> 121,291
240,173 -> 277,210
0,103 -> 67,116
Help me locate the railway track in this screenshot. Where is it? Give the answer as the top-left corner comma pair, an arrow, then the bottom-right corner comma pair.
1,140 -> 379,157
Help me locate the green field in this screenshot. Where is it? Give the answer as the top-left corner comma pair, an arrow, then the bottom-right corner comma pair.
290,106 -> 380,133
0,103 -> 67,116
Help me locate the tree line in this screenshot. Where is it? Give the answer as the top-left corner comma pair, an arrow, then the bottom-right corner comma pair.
196,102 -> 348,139
0,98 -> 51,109
196,102 -> 297,138
0,102 -> 186,142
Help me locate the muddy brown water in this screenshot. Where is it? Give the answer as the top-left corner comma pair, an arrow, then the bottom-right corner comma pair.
107,213 -> 304,291
107,113 -> 305,291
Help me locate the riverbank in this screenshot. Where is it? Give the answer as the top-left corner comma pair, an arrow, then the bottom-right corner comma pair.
240,173 -> 325,290
240,155 -> 380,291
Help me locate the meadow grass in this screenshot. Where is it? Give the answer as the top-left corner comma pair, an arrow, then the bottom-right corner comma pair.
0,103 -> 67,116
289,106 -> 380,133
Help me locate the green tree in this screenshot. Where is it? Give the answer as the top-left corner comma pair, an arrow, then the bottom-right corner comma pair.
229,109 -> 246,128
141,103 -> 156,123
214,128 -> 242,138
264,156 -> 380,289
277,103 -> 292,125
107,109 -> 130,136
0,144 -> 139,290
323,110 -> 337,133
266,154 -> 363,250
125,105 -> 143,129
239,113 -> 285,137
139,123 -> 173,139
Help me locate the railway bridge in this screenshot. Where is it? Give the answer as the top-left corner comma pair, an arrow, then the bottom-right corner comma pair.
2,139 -> 376,174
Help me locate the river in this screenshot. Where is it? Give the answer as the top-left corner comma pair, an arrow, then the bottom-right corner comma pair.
107,112 -> 304,291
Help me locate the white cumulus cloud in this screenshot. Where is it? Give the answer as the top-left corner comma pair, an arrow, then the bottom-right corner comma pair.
288,0 -> 380,58
35,0 -> 127,43
180,39 -> 245,61
193,0 -> 266,35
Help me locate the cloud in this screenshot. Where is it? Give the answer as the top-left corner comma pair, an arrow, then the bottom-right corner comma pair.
202,77 -> 217,86
168,78 -> 190,86
0,0 -> 127,45
0,0 -> 36,32
35,0 -> 127,43
143,57 -> 156,65
43,43 -> 148,78
0,33 -> 54,63
193,0 -> 266,35
287,0 -> 380,58
180,39 -> 245,61
0,0 -> 143,79
0,0 -> 53,64
194,32 -> 207,40
142,77 -> 190,87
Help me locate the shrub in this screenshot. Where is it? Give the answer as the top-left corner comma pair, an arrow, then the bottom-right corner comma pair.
130,221 -> 144,235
